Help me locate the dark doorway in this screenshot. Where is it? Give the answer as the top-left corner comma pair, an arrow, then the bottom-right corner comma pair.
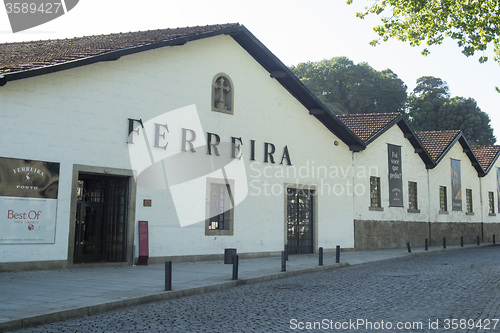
74,175 -> 129,263
286,187 -> 314,254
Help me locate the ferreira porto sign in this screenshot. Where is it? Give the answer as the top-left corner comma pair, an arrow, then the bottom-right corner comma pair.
388,144 -> 403,207
0,157 -> 59,244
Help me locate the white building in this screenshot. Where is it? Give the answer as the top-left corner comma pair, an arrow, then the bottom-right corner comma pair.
417,130 -> 485,245
0,24 -> 364,271
472,145 -> 500,241
338,113 -> 434,249
0,24 -> 498,271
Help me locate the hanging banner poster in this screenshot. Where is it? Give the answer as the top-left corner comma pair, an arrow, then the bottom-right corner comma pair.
388,144 -> 403,207
451,159 -> 462,211
0,157 -> 59,244
497,168 -> 500,212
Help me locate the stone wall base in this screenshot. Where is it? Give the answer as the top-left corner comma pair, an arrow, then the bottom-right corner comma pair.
354,220 -> 500,250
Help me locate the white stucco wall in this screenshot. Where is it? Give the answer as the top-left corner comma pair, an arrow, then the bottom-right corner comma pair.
427,143 -> 482,223
0,35 -> 355,263
479,162 -> 500,224
353,125 -> 430,222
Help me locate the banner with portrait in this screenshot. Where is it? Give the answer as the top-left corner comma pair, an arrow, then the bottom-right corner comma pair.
451,159 -> 462,211
497,168 -> 500,213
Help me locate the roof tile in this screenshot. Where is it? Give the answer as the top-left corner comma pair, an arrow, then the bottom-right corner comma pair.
337,112 -> 400,142
471,145 -> 500,171
0,24 -> 239,75
415,130 -> 461,162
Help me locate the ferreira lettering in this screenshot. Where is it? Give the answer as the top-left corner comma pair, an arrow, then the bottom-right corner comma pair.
129,122 -> 293,166
12,166 -> 44,177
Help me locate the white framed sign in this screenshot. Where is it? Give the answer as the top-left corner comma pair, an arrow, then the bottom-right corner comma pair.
0,157 -> 59,244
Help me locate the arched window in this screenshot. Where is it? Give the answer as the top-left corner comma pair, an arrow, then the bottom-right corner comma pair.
212,73 -> 233,114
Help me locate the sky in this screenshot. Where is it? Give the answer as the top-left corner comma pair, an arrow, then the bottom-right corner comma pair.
1,0 -> 499,142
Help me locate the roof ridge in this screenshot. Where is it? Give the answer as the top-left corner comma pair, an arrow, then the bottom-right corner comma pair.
338,112 -> 400,118
416,129 -> 461,134
472,144 -> 500,149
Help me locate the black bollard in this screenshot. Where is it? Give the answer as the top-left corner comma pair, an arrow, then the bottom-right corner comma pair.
477,235 -> 480,246
443,237 -> 446,249
232,255 -> 239,280
319,247 -> 323,266
281,251 -> 286,272
165,261 -> 172,291
494,235 -> 496,245
336,245 -> 340,263
406,241 -> 411,253
425,238 -> 428,251
460,236 -> 464,247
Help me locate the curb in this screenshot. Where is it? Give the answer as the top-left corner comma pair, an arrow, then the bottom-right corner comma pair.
0,262 -> 348,332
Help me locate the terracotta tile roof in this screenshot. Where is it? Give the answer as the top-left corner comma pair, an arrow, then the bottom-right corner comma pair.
337,112 -> 400,142
0,23 -> 239,75
415,130 -> 461,162
471,145 -> 500,171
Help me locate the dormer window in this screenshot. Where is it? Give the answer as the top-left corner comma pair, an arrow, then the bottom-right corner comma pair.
212,73 -> 233,114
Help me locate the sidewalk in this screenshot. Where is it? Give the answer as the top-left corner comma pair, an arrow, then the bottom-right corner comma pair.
0,243 -> 489,331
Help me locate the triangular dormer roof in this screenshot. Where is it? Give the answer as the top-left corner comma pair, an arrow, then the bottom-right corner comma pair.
471,145 -> 500,174
416,130 -> 484,175
337,113 -> 400,144
338,112 -> 434,167
415,130 -> 461,162
0,23 -> 364,150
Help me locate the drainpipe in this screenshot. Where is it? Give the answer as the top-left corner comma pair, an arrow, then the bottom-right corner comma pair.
427,169 -> 432,246
352,151 -> 356,249
479,177 -> 484,240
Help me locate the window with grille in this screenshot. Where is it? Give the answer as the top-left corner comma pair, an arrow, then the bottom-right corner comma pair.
439,186 -> 447,212
408,181 -> 418,210
370,176 -> 381,208
205,179 -> 234,235
466,188 -> 473,213
489,191 -> 495,215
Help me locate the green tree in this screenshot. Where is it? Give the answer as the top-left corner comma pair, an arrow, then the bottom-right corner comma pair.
405,76 -> 449,130
440,97 -> 496,145
348,0 -> 500,64
290,56 -> 407,114
407,76 -> 496,145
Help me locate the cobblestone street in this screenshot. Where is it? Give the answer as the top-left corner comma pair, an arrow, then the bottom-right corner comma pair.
10,246 -> 500,333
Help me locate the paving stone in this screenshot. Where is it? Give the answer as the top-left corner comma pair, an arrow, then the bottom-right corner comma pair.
7,246 -> 500,332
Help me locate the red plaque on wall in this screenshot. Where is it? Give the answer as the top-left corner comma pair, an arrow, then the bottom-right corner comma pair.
136,221 -> 149,265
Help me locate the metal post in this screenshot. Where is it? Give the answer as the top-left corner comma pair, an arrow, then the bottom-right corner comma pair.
318,247 -> 323,266
232,255 -> 239,280
165,261 -> 172,291
443,237 -> 446,249
477,235 -> 480,246
281,251 -> 286,272
336,245 -> 340,263
494,234 -> 496,245
425,238 -> 428,251
406,241 -> 411,253
460,236 -> 464,247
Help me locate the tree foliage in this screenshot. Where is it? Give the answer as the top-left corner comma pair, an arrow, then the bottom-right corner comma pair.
348,0 -> 500,64
406,76 -> 496,145
290,56 -> 495,144
289,56 -> 407,114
